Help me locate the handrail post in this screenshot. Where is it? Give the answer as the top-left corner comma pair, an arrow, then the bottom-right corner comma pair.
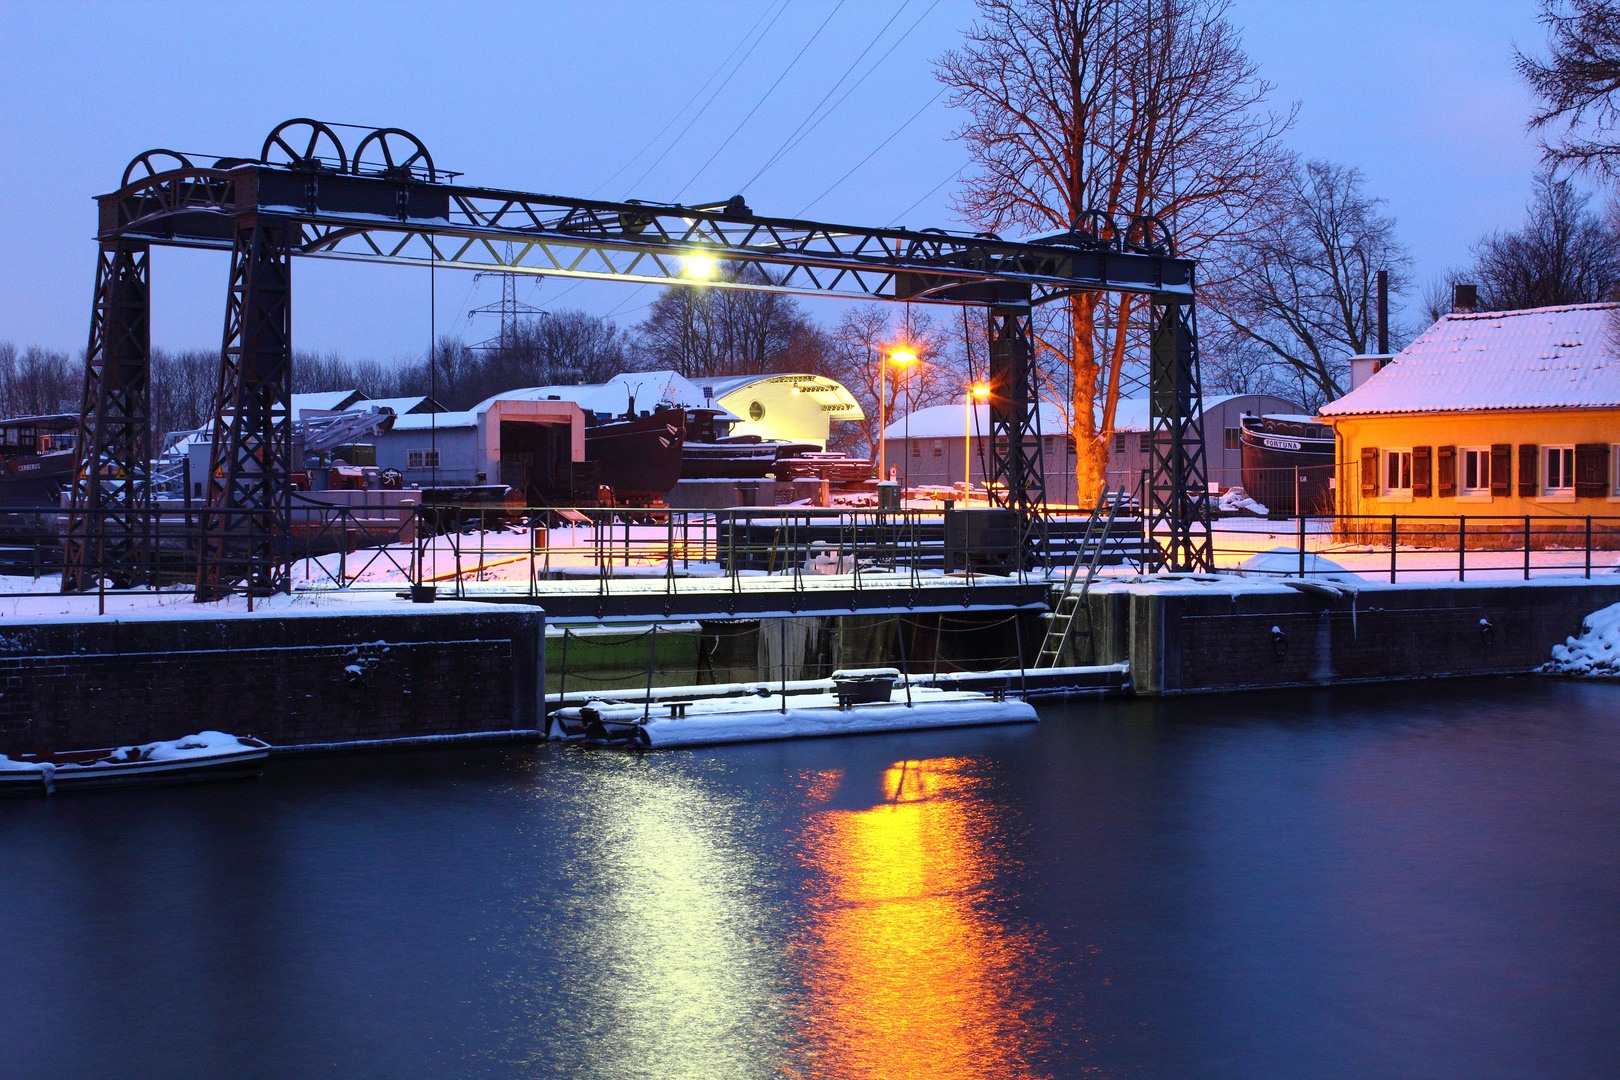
1524,514 -> 1531,580
1458,515 -> 1466,582
1389,515 -> 1397,584
1586,517 -> 1593,579
1297,512 -> 1306,578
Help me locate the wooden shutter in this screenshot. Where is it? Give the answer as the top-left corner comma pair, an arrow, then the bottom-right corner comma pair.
1490,444 -> 1511,495
1575,443 -> 1611,498
1413,446 -> 1432,497
1518,444 -> 1538,497
1359,447 -> 1378,496
1438,446 -> 1456,497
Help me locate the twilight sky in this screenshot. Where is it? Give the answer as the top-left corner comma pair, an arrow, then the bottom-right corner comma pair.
0,0 -> 1552,363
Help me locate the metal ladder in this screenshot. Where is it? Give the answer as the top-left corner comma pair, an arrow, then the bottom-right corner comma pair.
1035,487 -> 1123,668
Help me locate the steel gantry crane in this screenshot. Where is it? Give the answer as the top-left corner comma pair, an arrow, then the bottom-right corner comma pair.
64,118 -> 1213,600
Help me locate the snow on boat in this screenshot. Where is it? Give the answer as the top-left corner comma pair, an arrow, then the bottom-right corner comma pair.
549,682 -> 1038,749
0,731 -> 270,795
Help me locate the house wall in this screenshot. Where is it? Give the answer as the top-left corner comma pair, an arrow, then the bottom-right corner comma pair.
375,427 -> 481,486
881,434 -> 1080,505
1333,408 -> 1620,542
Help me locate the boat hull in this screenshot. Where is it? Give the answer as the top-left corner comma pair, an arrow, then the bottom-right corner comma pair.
1239,416 -> 1335,516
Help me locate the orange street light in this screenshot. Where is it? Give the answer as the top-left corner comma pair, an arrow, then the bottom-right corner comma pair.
877,346 -> 921,480
965,385 -> 991,499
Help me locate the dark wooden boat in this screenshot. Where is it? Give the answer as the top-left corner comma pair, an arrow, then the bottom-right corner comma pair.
1238,413 -> 1335,516
585,407 -> 685,503
2,732 -> 270,795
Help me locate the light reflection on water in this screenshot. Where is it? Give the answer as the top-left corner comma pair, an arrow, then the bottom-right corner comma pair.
794,758 -> 1042,1079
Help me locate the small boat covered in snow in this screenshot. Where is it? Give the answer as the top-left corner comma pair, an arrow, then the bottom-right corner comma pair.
549,671 -> 1037,749
0,731 -> 270,795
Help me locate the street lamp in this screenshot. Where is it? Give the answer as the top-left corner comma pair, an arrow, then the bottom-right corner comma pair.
877,346 -> 918,482
966,383 -> 990,503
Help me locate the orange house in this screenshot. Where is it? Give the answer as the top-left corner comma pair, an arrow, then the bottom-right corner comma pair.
1321,302 -> 1620,547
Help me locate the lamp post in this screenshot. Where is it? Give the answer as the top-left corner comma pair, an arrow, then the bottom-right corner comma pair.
966,383 -> 990,503
877,347 -> 917,483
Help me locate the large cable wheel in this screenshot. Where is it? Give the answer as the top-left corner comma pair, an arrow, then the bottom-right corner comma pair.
351,127 -> 434,181
120,149 -> 193,189
260,118 -> 347,172
1124,214 -> 1175,258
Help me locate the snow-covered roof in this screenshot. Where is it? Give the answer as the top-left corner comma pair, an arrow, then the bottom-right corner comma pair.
292,390 -> 366,414
882,402 -> 1071,440
1321,302 -> 1620,416
363,395 -> 443,415
388,411 -> 477,431
709,372 -> 865,420
1107,394 -> 1290,431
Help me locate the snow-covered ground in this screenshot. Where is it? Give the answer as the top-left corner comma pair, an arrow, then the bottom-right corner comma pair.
1546,602 -> 1620,677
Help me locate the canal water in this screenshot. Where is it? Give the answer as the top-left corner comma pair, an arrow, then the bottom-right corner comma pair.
3,678 -> 1617,1079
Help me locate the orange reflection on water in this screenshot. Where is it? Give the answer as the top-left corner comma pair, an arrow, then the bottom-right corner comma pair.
795,758 -> 1043,1080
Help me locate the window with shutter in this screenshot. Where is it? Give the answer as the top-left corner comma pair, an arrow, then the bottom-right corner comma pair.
1413,446 -> 1432,497
1518,444 -> 1538,497
1359,447 -> 1378,496
1575,443 -> 1611,497
1438,446 -> 1456,497
1490,444 -> 1511,495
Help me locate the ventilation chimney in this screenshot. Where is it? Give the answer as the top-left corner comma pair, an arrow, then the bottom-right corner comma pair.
1377,269 -> 1389,353
1452,283 -> 1478,314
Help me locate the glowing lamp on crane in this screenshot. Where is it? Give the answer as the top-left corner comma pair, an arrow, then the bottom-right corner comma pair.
685,254 -> 716,279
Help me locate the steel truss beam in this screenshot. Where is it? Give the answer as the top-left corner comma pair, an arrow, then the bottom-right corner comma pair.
97,168 -> 1194,307
195,216 -> 294,600
62,240 -> 152,592
1146,301 -> 1214,572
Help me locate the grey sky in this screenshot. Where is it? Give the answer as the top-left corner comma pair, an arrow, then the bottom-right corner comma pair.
0,0 -> 1549,363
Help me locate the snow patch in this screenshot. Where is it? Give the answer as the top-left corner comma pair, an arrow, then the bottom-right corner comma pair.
1236,547 -> 1362,581
1546,602 -> 1620,677
1217,487 -> 1269,515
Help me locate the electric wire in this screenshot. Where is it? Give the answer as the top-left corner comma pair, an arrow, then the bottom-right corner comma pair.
796,88 -> 944,216
887,164 -> 963,226
624,0 -> 793,198
588,1 -> 783,198
738,0 -> 920,192
673,0 -> 846,201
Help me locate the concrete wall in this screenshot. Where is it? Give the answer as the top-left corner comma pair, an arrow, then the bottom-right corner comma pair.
0,604 -> 544,755
1095,579 -> 1620,695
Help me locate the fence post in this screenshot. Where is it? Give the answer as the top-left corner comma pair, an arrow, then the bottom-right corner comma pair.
1586,517 -> 1593,579
1524,515 -> 1531,580
1389,515 -> 1397,584
1458,516 -> 1466,582
1297,513 -> 1306,577
558,628 -> 568,714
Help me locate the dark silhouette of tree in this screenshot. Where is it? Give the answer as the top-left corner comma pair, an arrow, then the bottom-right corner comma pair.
1218,160 -> 1412,406
634,263 -> 818,378
1519,0 -> 1620,179
1466,172 -> 1620,311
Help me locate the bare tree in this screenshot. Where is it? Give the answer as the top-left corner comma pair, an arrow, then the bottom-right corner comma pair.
824,304 -> 967,457
635,263 -> 821,378
1218,160 -> 1412,406
0,344 -> 76,417
937,0 -> 1295,500
1519,0 -> 1620,179
1468,171 -> 1620,310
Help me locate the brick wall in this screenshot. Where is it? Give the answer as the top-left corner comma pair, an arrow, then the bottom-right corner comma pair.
0,604 -> 543,754
1111,580 -> 1620,695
